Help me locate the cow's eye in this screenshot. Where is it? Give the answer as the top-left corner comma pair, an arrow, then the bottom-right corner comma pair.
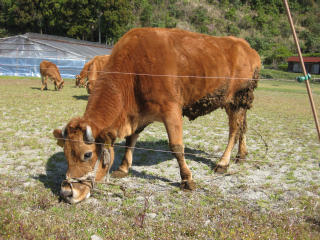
84,152 -> 92,161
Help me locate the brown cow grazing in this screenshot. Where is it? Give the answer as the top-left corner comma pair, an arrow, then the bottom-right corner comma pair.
75,59 -> 94,88
40,60 -> 64,91
53,28 -> 261,204
86,55 -> 110,94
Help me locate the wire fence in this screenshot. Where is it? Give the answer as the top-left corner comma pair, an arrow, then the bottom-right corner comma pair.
2,64 -> 320,82
0,132 -> 269,162
0,64 -> 320,82
0,64 -> 319,170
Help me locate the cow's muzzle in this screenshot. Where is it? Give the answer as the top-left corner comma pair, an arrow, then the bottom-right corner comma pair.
60,179 -> 93,204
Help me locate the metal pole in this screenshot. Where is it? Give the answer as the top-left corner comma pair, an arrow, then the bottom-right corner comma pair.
98,14 -> 101,44
283,0 -> 320,142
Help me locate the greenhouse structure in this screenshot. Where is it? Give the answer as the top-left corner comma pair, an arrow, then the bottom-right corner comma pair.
0,33 -> 112,78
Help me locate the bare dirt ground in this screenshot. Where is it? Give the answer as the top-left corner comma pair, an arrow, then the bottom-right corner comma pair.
0,77 -> 320,239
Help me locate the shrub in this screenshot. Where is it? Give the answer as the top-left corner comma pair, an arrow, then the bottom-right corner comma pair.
227,25 -> 240,36
190,6 -> 211,33
278,63 -> 288,71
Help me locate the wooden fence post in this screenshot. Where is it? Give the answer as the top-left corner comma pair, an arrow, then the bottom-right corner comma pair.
283,0 -> 320,142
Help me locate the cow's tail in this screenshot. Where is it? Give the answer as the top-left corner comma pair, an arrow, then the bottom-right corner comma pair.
232,66 -> 260,110
253,66 -> 260,80
253,66 -> 260,79
250,66 -> 260,91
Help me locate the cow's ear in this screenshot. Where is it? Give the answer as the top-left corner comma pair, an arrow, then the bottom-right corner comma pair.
98,129 -> 115,147
53,129 -> 65,147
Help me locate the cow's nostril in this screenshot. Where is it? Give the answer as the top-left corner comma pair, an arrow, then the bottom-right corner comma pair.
61,189 -> 73,198
61,181 -> 73,198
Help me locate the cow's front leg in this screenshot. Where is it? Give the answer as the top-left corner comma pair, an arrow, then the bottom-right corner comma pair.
54,80 -> 58,91
215,106 -> 246,173
163,105 -> 195,190
44,76 -> 48,90
41,76 -> 45,91
111,133 -> 139,178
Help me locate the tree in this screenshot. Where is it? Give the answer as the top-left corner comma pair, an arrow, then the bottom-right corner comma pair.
100,0 -> 134,43
139,0 -> 153,27
3,0 -> 43,34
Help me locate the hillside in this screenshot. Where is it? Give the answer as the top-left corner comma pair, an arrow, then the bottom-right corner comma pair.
0,0 -> 319,66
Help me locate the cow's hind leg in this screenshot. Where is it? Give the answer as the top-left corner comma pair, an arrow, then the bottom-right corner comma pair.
236,110 -> 248,162
215,105 -> 246,173
163,104 -> 195,190
112,133 -> 140,178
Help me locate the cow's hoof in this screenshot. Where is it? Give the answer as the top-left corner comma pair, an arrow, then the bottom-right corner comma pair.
214,165 -> 228,174
111,170 -> 129,178
180,180 -> 196,191
235,155 -> 246,163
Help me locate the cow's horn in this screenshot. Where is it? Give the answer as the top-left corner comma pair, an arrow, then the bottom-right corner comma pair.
86,125 -> 95,143
62,126 -> 67,139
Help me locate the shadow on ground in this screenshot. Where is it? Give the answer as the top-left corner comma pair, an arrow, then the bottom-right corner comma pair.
37,140 -> 216,196
30,87 -> 56,91
35,152 -> 67,196
114,140 -> 217,187
72,95 -> 89,100
112,140 -> 216,168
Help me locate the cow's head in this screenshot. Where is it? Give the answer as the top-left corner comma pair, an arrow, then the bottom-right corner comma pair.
57,80 -> 64,90
53,118 -> 114,204
75,75 -> 86,87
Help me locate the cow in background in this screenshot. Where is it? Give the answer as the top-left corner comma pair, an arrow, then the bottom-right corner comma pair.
75,55 -> 110,91
86,55 -> 110,94
40,60 -> 64,91
75,58 -> 95,88
53,28 -> 261,204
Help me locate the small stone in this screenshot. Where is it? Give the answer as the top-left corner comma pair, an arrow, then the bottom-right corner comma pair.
23,182 -> 36,187
204,220 -> 211,226
146,213 -> 157,219
86,198 -> 99,205
16,166 -> 26,171
136,196 -> 145,201
91,235 -> 103,240
113,197 -> 122,203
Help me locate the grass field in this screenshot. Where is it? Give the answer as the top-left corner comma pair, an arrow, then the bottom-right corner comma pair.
0,75 -> 320,239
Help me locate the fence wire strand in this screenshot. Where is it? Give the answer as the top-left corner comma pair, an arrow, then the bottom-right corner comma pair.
2,64 -> 320,82
0,67 -> 319,168
1,130 -> 271,165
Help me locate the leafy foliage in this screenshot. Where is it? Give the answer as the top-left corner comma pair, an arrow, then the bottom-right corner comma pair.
190,7 -> 211,33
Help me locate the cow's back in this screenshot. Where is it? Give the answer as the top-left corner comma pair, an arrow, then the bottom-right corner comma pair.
92,28 -> 260,120
80,59 -> 94,78
107,28 -> 259,104
40,61 -> 52,76
88,55 -> 110,80
40,61 -> 61,81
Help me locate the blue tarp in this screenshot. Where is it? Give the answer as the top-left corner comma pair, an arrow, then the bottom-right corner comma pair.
0,57 -> 85,78
0,33 -> 112,79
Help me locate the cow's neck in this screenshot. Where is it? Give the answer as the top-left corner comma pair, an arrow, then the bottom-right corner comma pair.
83,78 -> 135,139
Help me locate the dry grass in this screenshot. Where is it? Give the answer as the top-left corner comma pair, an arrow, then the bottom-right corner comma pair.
0,76 -> 319,239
